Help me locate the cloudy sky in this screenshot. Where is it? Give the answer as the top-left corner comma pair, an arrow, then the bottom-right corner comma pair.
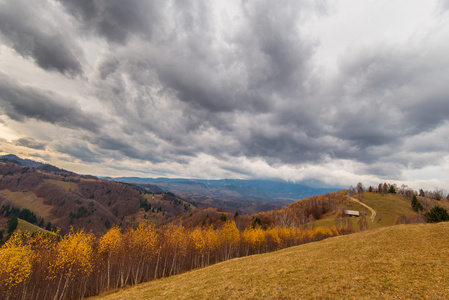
1,0 -> 449,190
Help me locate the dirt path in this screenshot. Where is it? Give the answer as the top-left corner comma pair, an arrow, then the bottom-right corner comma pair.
349,196 -> 377,222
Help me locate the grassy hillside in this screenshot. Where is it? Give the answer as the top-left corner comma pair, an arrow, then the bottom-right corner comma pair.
17,218 -> 52,234
361,192 -> 417,229
93,222 -> 449,299
314,192 -> 421,230
0,189 -> 53,219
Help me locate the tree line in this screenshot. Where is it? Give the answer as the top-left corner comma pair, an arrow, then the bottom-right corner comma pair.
0,219 -> 352,300
353,182 -> 449,225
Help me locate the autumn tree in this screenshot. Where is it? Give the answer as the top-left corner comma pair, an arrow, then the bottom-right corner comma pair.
219,220 -> 240,260
49,229 -> 94,300
98,225 -> 122,290
242,227 -> 266,255
0,231 -> 33,299
189,227 -> 206,268
265,227 -> 282,251
122,223 -> 157,285
203,225 -> 218,266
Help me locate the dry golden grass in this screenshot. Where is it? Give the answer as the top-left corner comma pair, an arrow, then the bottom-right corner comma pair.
17,218 -> 52,234
92,222 -> 449,299
0,189 -> 53,219
43,179 -> 78,191
361,193 -> 416,229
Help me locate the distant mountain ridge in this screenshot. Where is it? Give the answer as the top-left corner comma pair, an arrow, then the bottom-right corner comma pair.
109,177 -> 342,200
0,154 -> 45,168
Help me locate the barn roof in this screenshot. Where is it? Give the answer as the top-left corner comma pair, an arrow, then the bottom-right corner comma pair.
344,210 -> 360,217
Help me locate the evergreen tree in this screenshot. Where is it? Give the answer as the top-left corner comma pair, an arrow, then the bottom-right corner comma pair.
8,214 -> 18,235
389,185 -> 396,194
411,195 -> 423,212
425,206 -> 449,223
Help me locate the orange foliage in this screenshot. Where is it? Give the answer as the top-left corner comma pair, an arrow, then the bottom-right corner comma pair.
0,231 -> 33,298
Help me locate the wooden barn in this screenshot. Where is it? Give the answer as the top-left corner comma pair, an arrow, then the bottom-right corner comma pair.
344,210 -> 360,217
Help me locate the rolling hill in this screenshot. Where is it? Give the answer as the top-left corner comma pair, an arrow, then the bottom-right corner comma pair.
0,156 -> 200,235
313,192 -> 449,230
92,222 -> 449,299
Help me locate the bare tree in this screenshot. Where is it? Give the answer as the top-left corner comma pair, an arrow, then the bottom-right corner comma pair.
382,183 -> 389,195
356,182 -> 364,200
358,211 -> 369,231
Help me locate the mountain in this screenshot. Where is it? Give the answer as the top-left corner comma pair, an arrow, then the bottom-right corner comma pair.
0,154 -> 44,168
111,177 -> 341,200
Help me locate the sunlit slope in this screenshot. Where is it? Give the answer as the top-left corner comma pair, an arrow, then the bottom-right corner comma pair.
315,192 -> 423,230
0,189 -> 53,220
94,222 -> 449,299
17,218 -> 52,234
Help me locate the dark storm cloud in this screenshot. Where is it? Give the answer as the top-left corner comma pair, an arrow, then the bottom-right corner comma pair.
57,0 -> 162,44
74,0 -> 321,114
357,163 -> 404,179
239,1 -> 317,95
403,95 -> 449,133
0,74 -> 100,132
0,0 -> 83,76
52,140 -> 101,163
80,0 -> 329,168
326,43 -> 449,174
86,134 -> 166,163
335,45 -> 449,135
13,137 -> 46,150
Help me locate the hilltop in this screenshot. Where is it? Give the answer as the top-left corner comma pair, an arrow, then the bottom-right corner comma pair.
93,222 -> 449,299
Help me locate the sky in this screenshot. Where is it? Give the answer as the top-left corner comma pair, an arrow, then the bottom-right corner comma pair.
0,0 -> 449,191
